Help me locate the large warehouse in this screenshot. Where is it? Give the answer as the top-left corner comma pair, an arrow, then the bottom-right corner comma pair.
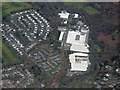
66,28 -> 89,53
66,27 -> 90,71
69,53 -> 90,71
58,11 -> 90,72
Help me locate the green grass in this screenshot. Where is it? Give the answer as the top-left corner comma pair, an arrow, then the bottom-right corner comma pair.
113,30 -> 118,37
0,2 -> 1,21
2,2 -> 32,17
0,12 -> 2,21
65,2 -> 87,7
94,44 -> 101,53
2,41 -> 20,65
0,2 -> 1,7
65,2 -> 99,15
84,6 -> 99,15
72,75 -> 92,88
0,40 -> 2,57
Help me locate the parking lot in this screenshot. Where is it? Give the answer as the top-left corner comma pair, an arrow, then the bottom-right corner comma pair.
1,10 -> 50,56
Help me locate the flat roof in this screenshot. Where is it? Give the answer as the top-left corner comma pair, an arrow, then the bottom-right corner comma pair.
58,11 -> 69,19
59,31 -> 64,41
66,31 -> 86,45
74,14 -> 79,18
70,44 -> 89,53
69,53 -> 89,71
66,30 -> 89,53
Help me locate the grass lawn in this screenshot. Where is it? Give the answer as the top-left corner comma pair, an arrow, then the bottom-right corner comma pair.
72,75 -> 92,88
0,40 -> 2,57
65,2 -> 87,7
84,6 -> 99,15
2,41 -> 20,65
0,11 -> 2,21
94,44 -> 101,53
65,2 -> 99,15
2,2 -> 32,17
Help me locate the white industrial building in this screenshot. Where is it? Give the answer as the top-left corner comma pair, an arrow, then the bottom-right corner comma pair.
58,11 -> 70,19
58,11 -> 90,72
59,31 -> 64,41
58,11 -> 78,19
66,28 -> 90,71
58,11 -> 79,24
58,27 -> 90,71
69,53 -> 90,71
65,27 -> 90,71
66,28 -> 89,53
74,14 -> 79,18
